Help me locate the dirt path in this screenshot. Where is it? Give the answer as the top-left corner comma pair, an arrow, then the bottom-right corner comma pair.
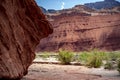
22,64 -> 120,80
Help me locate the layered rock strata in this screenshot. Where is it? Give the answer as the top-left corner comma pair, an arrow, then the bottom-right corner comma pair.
0,0 -> 53,79
36,13 -> 120,52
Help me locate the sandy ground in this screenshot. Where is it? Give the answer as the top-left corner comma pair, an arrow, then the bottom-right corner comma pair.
22,64 -> 120,80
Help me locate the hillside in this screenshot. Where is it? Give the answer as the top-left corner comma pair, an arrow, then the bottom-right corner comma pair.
36,1 -> 120,52
85,0 -> 120,9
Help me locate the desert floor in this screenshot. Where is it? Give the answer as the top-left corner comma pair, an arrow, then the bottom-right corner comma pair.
22,63 -> 120,80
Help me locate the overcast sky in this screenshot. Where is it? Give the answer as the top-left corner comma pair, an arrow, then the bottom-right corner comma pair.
35,0 -> 120,10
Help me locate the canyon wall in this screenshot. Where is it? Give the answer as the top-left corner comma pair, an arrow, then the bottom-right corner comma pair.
36,13 -> 120,52
0,0 -> 53,79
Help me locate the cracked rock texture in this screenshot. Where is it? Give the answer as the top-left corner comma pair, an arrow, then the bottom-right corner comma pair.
0,0 -> 53,79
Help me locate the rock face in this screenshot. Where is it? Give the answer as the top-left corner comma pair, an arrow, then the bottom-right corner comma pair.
0,0 -> 53,80
36,7 -> 120,52
85,0 -> 120,9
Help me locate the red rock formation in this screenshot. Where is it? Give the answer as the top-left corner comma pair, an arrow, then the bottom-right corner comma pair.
36,12 -> 120,52
0,0 -> 53,79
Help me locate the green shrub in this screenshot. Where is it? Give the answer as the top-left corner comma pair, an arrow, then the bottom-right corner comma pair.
86,49 -> 103,68
117,59 -> 120,73
92,49 -> 108,60
78,51 -> 91,65
104,51 -> 120,71
58,50 -> 74,65
108,51 -> 120,61
77,49 -> 108,67
87,56 -> 102,68
104,61 -> 114,70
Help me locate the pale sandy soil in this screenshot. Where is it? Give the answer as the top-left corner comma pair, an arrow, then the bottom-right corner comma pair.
22,64 -> 120,80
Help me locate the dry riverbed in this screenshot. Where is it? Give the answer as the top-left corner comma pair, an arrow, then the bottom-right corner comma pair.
22,63 -> 120,80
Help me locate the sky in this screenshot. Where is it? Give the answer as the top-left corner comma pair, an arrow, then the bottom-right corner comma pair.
35,0 -> 120,10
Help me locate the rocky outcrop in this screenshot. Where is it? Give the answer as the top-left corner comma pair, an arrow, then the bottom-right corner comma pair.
36,12 -> 120,52
85,0 -> 120,9
0,0 -> 53,80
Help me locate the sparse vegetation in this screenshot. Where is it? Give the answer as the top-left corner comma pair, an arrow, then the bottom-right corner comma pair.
78,51 -> 91,65
36,52 -> 50,60
58,49 -> 74,65
41,52 -> 50,60
87,56 -> 102,68
117,59 -> 120,73
108,51 -> 120,61
104,61 -> 114,70
78,49 -> 107,68
86,50 -> 103,68
35,50 -> 120,73
104,51 -> 120,70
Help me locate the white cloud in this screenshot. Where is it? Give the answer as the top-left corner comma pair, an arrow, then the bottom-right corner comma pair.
61,2 -> 65,9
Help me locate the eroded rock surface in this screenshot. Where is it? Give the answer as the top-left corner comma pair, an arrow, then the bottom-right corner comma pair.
36,8 -> 120,52
0,0 -> 53,79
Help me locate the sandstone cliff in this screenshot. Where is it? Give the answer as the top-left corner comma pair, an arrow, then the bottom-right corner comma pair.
36,11 -> 120,52
0,0 -> 53,79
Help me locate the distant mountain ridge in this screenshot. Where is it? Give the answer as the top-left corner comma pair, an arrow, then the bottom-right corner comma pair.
40,6 -> 47,13
85,0 -> 120,9
39,6 -> 57,13
40,0 -> 120,14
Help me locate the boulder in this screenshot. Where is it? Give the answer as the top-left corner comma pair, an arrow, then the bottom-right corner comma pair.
0,0 -> 53,79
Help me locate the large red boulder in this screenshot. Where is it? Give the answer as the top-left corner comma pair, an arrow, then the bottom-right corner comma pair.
0,0 -> 53,79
